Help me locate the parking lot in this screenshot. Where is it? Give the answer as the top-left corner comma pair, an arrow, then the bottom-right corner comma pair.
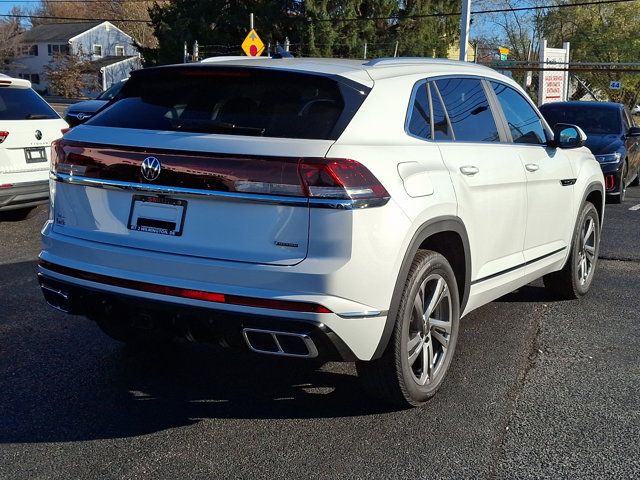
0,189 -> 637,479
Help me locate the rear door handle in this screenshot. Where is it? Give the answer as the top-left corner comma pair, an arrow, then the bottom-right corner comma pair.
460,165 -> 479,176
525,163 -> 539,172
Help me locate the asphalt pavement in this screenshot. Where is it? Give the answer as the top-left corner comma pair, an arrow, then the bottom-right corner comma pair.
0,189 -> 639,479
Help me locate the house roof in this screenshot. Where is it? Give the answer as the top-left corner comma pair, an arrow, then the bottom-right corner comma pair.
17,22 -> 102,43
84,55 -> 138,70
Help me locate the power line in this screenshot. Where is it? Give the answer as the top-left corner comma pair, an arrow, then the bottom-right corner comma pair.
0,13 -> 150,23
312,0 -> 638,22
0,0 -> 636,24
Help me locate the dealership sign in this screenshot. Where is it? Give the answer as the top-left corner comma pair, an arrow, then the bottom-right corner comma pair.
538,40 -> 570,106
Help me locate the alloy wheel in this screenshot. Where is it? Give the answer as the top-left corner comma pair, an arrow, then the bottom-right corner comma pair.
407,274 -> 452,385
577,216 -> 597,286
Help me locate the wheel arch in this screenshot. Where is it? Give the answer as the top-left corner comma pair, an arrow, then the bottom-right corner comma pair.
582,181 -> 605,226
371,216 -> 471,359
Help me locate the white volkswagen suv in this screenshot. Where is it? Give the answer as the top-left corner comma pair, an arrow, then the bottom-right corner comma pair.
0,75 -> 68,217
39,58 -> 604,406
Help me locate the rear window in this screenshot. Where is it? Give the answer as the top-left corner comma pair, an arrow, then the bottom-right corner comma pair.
0,87 -> 59,120
88,67 -> 369,140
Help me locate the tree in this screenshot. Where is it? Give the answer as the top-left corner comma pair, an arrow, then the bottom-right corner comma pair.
541,1 -> 640,105
0,7 -> 23,69
32,1 -> 160,49
44,52 -> 97,97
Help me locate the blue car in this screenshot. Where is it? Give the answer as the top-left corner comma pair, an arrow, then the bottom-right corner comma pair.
64,79 -> 126,127
540,101 -> 640,203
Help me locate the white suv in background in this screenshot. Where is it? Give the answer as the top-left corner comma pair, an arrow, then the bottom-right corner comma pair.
0,75 -> 68,218
38,58 -> 604,406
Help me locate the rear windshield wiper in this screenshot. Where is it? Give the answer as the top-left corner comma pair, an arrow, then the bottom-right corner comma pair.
172,119 -> 265,136
25,113 -> 56,119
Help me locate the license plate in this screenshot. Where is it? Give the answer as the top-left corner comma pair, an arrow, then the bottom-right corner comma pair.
24,147 -> 47,163
127,195 -> 187,236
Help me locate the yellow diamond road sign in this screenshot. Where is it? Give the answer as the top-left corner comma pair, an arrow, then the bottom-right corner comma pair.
242,29 -> 265,57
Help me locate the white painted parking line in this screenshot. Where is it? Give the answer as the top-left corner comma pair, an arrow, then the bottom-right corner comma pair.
629,203 -> 640,211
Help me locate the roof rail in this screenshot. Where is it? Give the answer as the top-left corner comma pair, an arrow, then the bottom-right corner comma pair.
365,57 -> 469,67
200,56 -> 271,63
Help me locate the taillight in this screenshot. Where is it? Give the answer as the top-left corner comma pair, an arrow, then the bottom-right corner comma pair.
0,131 -> 8,144
61,128 -> 70,135
52,141 -> 391,207
236,158 -> 390,203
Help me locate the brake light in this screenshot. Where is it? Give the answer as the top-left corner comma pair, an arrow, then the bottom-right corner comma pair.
61,128 -> 70,135
0,131 -> 8,144
51,141 -> 391,206
235,158 -> 390,202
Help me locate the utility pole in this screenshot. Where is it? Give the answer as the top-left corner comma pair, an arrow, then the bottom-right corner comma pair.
183,41 -> 188,63
250,12 -> 254,30
363,42 -> 368,60
393,41 -> 399,58
459,0 -> 471,62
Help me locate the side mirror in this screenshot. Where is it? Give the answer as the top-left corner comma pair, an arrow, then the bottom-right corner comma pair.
550,123 -> 587,149
627,126 -> 640,137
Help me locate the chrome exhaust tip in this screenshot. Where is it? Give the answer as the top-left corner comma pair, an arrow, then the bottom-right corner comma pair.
242,328 -> 319,358
40,283 -> 73,314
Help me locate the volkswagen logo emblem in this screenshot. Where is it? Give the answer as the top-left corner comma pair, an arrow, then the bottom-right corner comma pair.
141,156 -> 161,182
35,130 -> 42,140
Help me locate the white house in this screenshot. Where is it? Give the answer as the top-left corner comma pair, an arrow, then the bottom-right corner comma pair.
8,21 -> 142,94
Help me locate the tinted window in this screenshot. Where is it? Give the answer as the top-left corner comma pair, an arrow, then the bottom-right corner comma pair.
540,104 -> 622,135
491,82 -> 547,144
435,78 -> 499,142
90,67 -> 368,140
97,80 -> 125,100
0,87 -> 58,120
407,82 -> 432,139
430,83 -> 452,140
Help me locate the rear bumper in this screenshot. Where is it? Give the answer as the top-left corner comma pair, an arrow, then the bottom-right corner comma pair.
0,180 -> 48,211
38,272 -> 357,361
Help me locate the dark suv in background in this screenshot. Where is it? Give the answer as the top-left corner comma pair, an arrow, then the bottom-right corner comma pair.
540,101 -> 640,203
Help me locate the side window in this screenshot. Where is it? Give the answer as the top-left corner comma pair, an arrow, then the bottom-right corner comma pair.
407,82 -> 432,139
430,83 -> 452,140
435,78 -> 499,142
491,82 -> 547,145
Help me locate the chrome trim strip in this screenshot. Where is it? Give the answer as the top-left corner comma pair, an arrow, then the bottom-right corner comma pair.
53,173 -> 390,209
53,172 -> 308,207
337,310 -> 388,319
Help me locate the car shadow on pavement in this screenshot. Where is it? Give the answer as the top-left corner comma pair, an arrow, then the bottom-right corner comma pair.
496,283 -> 571,303
0,261 -> 400,443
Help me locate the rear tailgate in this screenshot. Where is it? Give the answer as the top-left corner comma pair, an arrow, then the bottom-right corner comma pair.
0,119 -> 65,177
53,128 -> 335,265
50,65 -> 374,266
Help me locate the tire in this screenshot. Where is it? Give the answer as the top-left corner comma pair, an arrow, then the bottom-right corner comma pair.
609,162 -> 627,204
356,250 -> 460,407
543,202 -> 600,299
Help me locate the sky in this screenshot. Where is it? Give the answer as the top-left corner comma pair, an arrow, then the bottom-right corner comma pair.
0,1 -> 34,16
0,0 -> 511,44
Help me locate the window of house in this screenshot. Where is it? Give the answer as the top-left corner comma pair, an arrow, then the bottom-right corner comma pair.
434,78 -> 500,143
491,82 -> 547,145
48,44 -> 70,56
20,44 -> 38,56
93,44 -> 103,56
18,73 -> 40,85
115,46 -> 125,56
